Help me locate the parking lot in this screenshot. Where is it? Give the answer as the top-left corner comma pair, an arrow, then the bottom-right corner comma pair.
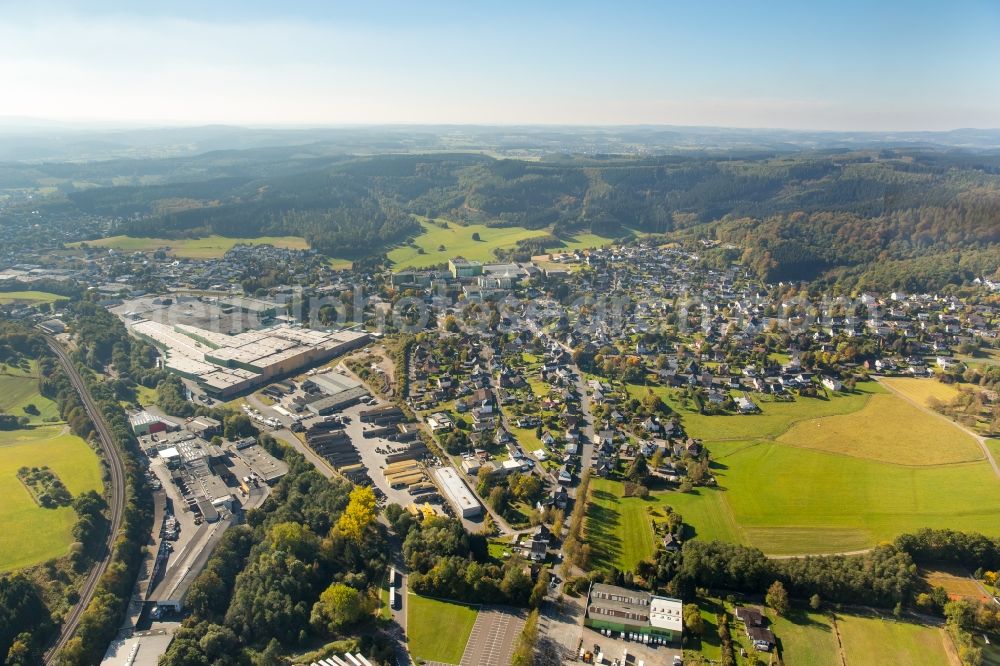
458,606 -> 527,666
580,626 -> 681,666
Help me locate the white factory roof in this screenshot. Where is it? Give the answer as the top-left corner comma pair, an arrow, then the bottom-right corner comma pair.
433,467 -> 481,514
649,595 -> 684,632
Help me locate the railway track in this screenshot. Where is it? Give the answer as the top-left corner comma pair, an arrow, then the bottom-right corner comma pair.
43,335 -> 127,665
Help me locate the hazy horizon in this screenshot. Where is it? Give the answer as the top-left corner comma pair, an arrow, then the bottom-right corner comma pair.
2,1 -> 998,131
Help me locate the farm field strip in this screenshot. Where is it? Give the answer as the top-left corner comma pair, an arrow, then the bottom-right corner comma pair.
71,234 -> 310,258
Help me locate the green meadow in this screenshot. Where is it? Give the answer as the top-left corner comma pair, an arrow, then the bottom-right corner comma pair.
0,426 -> 103,571
615,380 -> 1000,555
0,368 -> 103,570
0,291 -> 70,306
836,614 -> 951,666
586,478 -> 672,572
387,217 -> 614,269
72,234 -> 310,259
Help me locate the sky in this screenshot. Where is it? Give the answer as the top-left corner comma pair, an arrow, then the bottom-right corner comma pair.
1,0 -> 998,131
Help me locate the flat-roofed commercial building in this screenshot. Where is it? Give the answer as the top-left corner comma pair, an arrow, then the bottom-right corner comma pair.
433,466 -> 482,518
584,582 -> 683,642
126,319 -> 369,399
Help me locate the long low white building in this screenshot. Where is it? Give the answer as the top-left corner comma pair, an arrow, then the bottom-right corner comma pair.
129,319 -> 370,398
433,466 -> 482,518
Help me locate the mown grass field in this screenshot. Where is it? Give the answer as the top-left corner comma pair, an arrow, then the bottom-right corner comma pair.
880,376 -> 963,406
0,290 -> 70,306
72,234 -> 310,259
769,610 -> 839,666
709,438 -> 1000,554
778,392 -> 983,465
406,594 -> 478,664
387,217 -> 615,269
836,614 -> 951,666
0,426 -> 103,571
586,478 -> 671,572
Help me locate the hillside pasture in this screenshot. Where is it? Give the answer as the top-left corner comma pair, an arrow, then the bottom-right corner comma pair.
778,392 -> 983,465
388,218 -> 549,268
703,439 -> 1000,555
880,376 -> 963,407
72,234 -> 310,259
625,382 -> 880,443
0,290 -> 70,306
0,365 -> 61,424
0,426 -> 103,571
387,217 -> 615,269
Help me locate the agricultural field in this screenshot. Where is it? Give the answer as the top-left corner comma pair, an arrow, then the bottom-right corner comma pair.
922,567 -> 993,603
586,478 -> 673,572
0,363 -> 61,424
636,377 -> 1000,555
0,290 -> 70,306
778,392 -> 983,465
880,376 -> 963,407
835,614 -> 951,666
387,217 -> 614,269
705,438 -> 1000,555
71,234 -> 310,259
0,425 -> 103,571
406,594 -> 478,664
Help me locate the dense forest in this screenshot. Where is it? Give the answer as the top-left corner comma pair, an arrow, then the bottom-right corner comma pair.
7,149 -> 1000,289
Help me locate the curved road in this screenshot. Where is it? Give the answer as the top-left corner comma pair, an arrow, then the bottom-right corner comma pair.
43,335 -> 127,665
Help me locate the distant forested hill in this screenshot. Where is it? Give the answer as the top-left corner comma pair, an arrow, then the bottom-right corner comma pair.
8,148 -> 1000,287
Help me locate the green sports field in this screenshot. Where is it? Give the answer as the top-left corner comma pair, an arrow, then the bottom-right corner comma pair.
0,290 -> 70,306
71,234 -> 310,259
0,425 -> 103,571
406,594 -> 478,664
387,217 -> 614,269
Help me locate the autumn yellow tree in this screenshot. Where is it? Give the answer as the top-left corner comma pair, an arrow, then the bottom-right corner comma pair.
336,486 -> 377,542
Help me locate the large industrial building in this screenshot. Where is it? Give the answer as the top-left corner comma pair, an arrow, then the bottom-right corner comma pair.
584,583 -> 683,642
433,466 -> 482,518
128,319 -> 369,398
